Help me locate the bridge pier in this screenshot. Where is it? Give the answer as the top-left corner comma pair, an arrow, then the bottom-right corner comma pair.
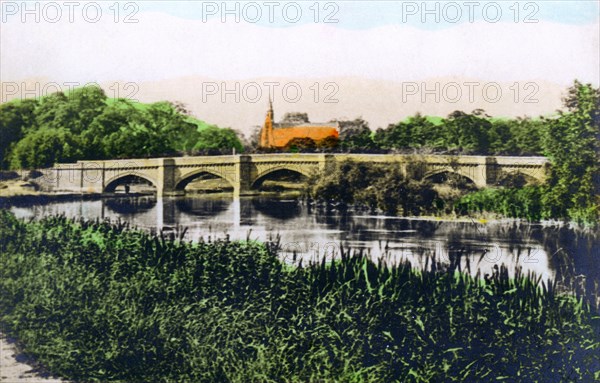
156,158 -> 182,197
233,155 -> 258,197
484,157 -> 500,187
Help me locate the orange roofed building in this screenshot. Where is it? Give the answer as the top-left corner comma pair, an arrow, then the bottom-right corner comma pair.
259,100 -> 339,149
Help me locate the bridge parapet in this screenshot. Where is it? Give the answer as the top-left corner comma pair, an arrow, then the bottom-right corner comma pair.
32,154 -> 549,196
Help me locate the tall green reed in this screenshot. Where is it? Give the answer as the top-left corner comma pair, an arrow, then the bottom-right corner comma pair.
0,210 -> 598,382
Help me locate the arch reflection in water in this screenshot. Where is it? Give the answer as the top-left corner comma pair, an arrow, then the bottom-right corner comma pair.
175,197 -> 231,218
251,198 -> 302,220
104,196 -> 157,215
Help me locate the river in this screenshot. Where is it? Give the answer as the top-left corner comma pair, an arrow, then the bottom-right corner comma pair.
6,194 -> 599,308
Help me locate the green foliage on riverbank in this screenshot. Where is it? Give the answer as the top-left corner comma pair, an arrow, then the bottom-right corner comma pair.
454,187 -> 544,221
542,82 -> 600,223
454,82 -> 599,224
306,160 -> 440,216
0,86 -> 244,169
307,81 -> 599,224
1,211 -> 598,382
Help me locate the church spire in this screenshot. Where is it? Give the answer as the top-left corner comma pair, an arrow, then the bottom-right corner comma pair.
260,94 -> 274,148
268,93 -> 274,120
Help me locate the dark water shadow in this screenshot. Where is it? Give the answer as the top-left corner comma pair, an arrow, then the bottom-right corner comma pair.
104,196 -> 157,215
175,197 -> 232,218
251,198 -> 302,220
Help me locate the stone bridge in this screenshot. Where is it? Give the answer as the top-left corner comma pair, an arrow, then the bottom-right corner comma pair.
37,154 -> 549,197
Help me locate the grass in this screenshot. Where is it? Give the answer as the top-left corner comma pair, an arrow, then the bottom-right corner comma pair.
103,98 -> 214,131
0,210 -> 599,382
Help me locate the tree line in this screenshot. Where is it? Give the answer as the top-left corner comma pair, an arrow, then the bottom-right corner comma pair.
1,81 -> 597,222
304,81 -> 599,224
0,86 -> 244,169
263,109 -> 546,155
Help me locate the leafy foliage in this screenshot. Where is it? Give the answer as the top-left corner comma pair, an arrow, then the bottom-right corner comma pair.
193,126 -> 244,154
9,127 -> 82,169
337,118 -> 379,151
373,112 -> 546,156
285,137 -> 317,152
0,211 -> 598,382
455,187 -> 544,220
456,81 -> 600,224
0,99 -> 37,168
307,160 -> 439,215
0,86 -> 244,169
541,81 -> 600,223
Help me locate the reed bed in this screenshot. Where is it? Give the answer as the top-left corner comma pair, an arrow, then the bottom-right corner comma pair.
0,210 -> 598,382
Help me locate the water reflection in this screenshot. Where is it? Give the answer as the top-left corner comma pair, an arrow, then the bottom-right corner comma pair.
8,195 -> 599,309
252,199 -> 302,220
105,196 -> 156,215
175,198 -> 231,217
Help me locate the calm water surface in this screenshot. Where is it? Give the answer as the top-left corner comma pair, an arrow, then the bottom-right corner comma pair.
9,195 -> 599,301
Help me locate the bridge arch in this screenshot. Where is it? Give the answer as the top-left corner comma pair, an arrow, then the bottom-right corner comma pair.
104,173 -> 158,193
495,171 -> 539,187
175,169 -> 235,192
251,166 -> 312,190
423,170 -> 477,187
254,164 -> 315,180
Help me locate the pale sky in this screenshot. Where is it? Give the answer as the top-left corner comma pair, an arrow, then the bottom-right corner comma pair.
1,1 -> 599,86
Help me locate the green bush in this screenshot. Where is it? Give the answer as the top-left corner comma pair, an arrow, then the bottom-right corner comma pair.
455,187 -> 544,221
307,160 -> 440,216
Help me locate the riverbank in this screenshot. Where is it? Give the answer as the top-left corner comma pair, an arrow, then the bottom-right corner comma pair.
305,200 -> 591,229
0,180 -> 40,198
0,192 -> 155,210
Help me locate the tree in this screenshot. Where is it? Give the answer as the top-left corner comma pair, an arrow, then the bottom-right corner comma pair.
308,160 -> 438,215
2,86 -> 244,166
144,102 -> 200,153
0,99 -> 38,169
374,123 -> 411,150
542,81 -> 600,222
9,128 -> 82,169
193,126 -> 244,154
285,137 -> 316,152
509,117 -> 544,155
34,86 -> 106,135
487,120 -> 515,154
281,112 -> 309,124
443,111 -> 491,153
316,135 -> 339,150
374,114 -> 441,150
81,100 -> 139,159
103,122 -> 173,159
336,118 -> 377,151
